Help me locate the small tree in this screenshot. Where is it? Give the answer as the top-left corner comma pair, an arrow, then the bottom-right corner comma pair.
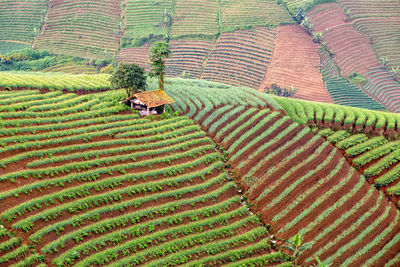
149,41 -> 171,90
280,233 -> 313,266
110,62 -> 147,98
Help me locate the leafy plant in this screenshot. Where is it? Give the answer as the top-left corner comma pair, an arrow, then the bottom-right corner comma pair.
149,41 -> 171,90
110,62 -> 147,98
280,233 -> 313,266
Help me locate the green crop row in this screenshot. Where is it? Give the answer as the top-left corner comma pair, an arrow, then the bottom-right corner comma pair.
208,106 -> 246,134
346,136 -> 388,158
214,108 -> 258,140
0,93 -> 77,112
0,117 -> 190,155
9,253 -> 45,267
224,252 -> 291,267
13,172 -> 227,232
374,164 -> 400,186
27,136 -> 211,168
0,244 -> 28,264
0,153 -> 221,203
272,96 -> 400,130
232,117 -> 295,164
0,72 -> 112,91
55,205 -> 250,266
0,237 -> 21,252
3,160 -> 223,222
364,149 -> 400,177
336,134 -> 368,149
30,181 -> 234,245
2,141 -> 215,182
128,227 -> 268,267
0,114 -> 134,137
42,196 -> 240,253
244,127 -> 310,181
0,91 -> 62,106
228,112 -> 281,154
326,130 -> 350,144
26,94 -> 92,112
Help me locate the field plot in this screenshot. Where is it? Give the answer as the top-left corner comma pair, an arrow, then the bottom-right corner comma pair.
166,40 -> 214,79
124,0 -> 174,43
34,0 -> 121,59
319,46 -> 384,110
201,27 -> 277,89
337,0 -> 400,19
220,0 -> 293,32
0,0 -> 47,43
0,72 -> 111,91
273,96 -> 400,206
353,17 -> 400,81
0,41 -> 30,54
117,44 -> 151,71
362,67 -> 400,113
307,2 -> 349,33
41,63 -> 99,75
171,0 -> 219,38
168,84 -> 400,266
0,89 -> 289,266
308,5 -> 381,77
261,24 -> 332,103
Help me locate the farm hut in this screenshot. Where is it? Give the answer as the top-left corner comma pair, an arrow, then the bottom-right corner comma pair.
122,89 -> 175,116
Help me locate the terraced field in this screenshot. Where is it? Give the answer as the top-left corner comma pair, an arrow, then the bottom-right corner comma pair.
167,83 -> 400,266
34,0 -> 121,59
261,24 -> 332,103
201,27 -> 277,89
171,0 -> 219,38
166,40 -> 214,79
117,44 -> 151,71
273,97 -> 400,206
0,88 -> 290,266
124,0 -> 174,43
0,0 -> 47,43
0,41 -> 30,54
319,46 -> 384,110
0,72 -> 111,91
220,0 -> 293,32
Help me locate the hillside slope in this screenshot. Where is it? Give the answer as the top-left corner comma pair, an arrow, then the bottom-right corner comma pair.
166,80 -> 400,266
0,89 -> 290,266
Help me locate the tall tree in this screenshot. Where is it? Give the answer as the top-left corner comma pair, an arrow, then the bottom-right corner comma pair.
149,41 -> 171,90
110,62 -> 147,98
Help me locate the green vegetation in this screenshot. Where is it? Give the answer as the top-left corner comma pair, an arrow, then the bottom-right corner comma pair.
347,72 -> 367,86
149,41 -> 171,90
111,63 -> 147,97
280,233 -> 313,266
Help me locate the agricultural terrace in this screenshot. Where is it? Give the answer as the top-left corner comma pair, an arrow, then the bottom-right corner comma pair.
319,46 -> 384,110
260,25 -> 332,103
166,41 -> 214,79
0,41 -> 30,54
201,27 -> 277,89
337,0 -> 400,19
308,3 -> 380,77
34,0 -> 121,59
124,0 -> 174,45
41,63 -> 99,75
353,17 -> 400,81
166,82 -> 400,266
273,96 -> 400,206
220,0 -> 293,32
0,72 -> 111,91
170,0 -> 219,38
117,43 -> 151,71
0,0 -> 47,43
0,88 -> 291,266
307,2 -> 400,112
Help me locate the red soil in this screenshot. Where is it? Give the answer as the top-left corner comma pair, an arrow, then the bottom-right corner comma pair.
260,24 -> 332,103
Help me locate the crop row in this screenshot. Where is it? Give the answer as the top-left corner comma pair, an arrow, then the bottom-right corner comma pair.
42,195 -> 241,253
0,152 -> 221,204
3,160 -> 222,223
0,72 -> 112,91
29,180 -> 233,246
12,170 -> 227,232
273,96 -> 400,132
54,204 -> 251,266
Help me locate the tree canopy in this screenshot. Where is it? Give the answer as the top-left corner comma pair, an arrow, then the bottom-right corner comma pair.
110,62 -> 147,97
149,41 -> 171,90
